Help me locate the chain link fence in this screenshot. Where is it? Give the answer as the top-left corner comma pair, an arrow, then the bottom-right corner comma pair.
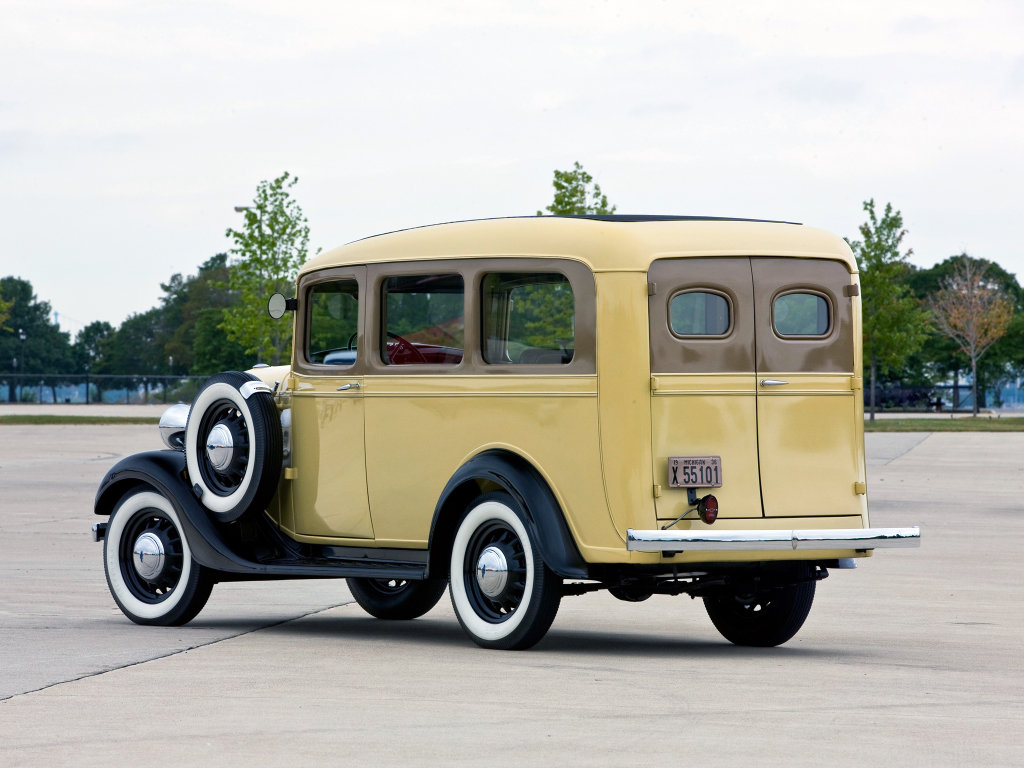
0,374 -> 207,405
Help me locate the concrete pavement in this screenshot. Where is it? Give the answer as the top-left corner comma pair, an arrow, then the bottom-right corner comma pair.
0,425 -> 1021,766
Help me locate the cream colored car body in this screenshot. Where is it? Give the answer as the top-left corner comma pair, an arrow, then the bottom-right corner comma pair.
252,216 -> 886,566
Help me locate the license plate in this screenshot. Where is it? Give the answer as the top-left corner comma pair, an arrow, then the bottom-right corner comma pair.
668,456 -> 723,488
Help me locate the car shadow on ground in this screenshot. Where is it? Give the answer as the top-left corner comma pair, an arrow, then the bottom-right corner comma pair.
239,612 -> 849,660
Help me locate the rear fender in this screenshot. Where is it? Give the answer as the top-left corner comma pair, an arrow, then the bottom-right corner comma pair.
428,450 -> 588,580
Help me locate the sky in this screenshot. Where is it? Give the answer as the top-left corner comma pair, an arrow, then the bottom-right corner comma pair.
1,0 -> 1022,338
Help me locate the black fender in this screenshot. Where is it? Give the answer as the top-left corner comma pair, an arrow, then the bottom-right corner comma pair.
428,450 -> 588,580
94,451 -> 364,579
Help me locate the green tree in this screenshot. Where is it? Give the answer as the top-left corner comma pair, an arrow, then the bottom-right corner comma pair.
0,291 -> 12,331
0,277 -> 73,402
95,308 -> 166,377
538,162 -> 616,216
929,255 -> 1014,415
907,256 -> 1024,409
160,253 -> 251,375
73,321 -> 114,372
847,200 -> 931,420
221,172 -> 312,365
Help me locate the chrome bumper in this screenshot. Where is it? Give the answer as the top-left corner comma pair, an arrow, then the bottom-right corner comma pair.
626,526 -> 921,552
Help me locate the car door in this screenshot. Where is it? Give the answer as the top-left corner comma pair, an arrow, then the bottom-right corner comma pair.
648,257 -> 762,522
288,267 -> 374,540
750,257 -> 865,518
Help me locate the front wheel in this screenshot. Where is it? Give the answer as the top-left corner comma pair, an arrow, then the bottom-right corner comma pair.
103,490 -> 213,626
703,568 -> 816,647
449,492 -> 561,650
347,577 -> 447,620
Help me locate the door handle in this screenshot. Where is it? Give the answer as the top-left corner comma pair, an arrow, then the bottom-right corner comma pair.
336,382 -> 361,391
759,379 -> 788,387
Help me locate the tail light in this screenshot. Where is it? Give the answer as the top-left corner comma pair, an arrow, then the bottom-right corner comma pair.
697,494 -> 719,524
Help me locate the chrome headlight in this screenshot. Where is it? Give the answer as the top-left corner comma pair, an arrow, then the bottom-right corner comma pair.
159,403 -> 190,451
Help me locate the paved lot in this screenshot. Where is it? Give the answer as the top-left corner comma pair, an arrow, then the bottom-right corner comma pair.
1,425 -> 1022,766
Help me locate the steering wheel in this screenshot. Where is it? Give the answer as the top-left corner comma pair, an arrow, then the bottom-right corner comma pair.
386,331 -> 427,364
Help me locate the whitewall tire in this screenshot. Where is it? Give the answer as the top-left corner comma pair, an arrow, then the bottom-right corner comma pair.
184,371 -> 282,522
449,492 -> 561,650
103,490 -> 213,626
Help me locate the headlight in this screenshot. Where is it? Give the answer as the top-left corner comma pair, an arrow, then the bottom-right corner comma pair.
159,403 -> 190,450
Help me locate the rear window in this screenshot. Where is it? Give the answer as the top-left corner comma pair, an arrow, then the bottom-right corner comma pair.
773,292 -> 830,336
669,290 -> 731,336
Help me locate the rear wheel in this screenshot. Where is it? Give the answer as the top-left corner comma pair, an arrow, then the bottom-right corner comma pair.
103,490 -> 213,626
449,492 -> 561,650
347,577 -> 447,620
703,568 -> 815,647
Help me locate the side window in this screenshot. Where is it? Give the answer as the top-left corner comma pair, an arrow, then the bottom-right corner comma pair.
774,292 -> 830,337
669,290 -> 731,337
307,279 -> 359,366
482,273 -> 574,364
382,274 -> 464,365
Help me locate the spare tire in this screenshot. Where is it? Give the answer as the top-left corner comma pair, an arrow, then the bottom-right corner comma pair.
184,371 -> 282,523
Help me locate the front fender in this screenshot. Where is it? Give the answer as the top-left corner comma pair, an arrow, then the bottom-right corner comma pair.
94,451 -> 277,576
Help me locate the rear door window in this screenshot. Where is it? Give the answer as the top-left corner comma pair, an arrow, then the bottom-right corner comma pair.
669,290 -> 731,337
773,292 -> 830,337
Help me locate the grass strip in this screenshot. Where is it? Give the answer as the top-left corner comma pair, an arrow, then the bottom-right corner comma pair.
864,417 -> 1024,432
0,415 -> 160,425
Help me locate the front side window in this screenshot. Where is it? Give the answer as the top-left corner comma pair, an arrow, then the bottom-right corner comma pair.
482,272 -> 575,364
669,290 -> 731,336
774,291 -> 830,336
307,279 -> 359,366
382,274 -> 464,365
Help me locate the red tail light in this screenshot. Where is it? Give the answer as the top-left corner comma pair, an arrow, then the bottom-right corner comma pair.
698,494 -> 719,524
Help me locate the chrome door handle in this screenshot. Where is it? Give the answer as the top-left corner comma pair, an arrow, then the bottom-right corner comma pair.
336,382 -> 361,391
759,379 -> 788,387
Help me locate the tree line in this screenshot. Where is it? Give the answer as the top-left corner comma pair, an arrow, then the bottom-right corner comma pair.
1,165 -> 1020,413
0,173 -> 309,402
852,199 -> 1020,416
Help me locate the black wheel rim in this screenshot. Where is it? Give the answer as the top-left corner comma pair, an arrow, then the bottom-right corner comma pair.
195,398 -> 251,496
463,520 -> 528,624
118,509 -> 185,604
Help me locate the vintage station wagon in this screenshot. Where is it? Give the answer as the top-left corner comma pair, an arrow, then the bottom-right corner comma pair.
93,215 -> 920,649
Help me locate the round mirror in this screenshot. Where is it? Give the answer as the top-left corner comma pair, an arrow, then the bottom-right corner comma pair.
267,293 -> 287,320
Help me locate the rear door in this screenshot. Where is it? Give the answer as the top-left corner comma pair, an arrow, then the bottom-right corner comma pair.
648,258 -> 762,522
649,255 -> 863,524
750,258 -> 864,517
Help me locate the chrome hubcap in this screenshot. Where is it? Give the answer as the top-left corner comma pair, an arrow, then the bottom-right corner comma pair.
205,423 -> 234,471
475,545 -> 509,598
132,532 -> 166,581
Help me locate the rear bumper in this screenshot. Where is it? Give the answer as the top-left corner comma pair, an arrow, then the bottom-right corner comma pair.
626,526 -> 921,552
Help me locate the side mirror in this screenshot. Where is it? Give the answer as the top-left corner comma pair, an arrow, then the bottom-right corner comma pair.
267,293 -> 297,320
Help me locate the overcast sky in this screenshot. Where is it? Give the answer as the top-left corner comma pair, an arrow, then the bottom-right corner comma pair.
2,0 -> 1022,337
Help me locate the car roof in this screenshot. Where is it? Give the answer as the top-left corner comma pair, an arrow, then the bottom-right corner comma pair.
299,215 -> 857,277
